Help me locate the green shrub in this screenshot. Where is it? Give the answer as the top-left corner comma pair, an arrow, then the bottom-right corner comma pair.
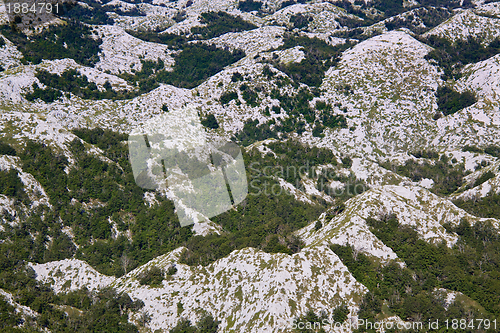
484,145 -> 500,158
19,140 -> 69,207
166,265 -> 177,276
262,65 -> 274,78
331,214 -> 497,325
372,0 -> 404,17
0,169 -> 27,202
169,314 -> 219,333
138,266 -> 165,287
280,0 -> 306,9
436,86 -> 476,116
314,221 -> 323,231
0,296 -> 22,328
290,13 -> 311,29
271,88 -> 316,130
173,10 -> 187,23
384,7 -> 452,34
231,72 -> 243,82
72,128 -> 128,152
126,30 -> 187,49
0,141 -> 16,156
27,69 -> 125,101
473,170 -> 495,187
411,150 -> 439,159
240,85 -> 259,107
178,144 -> 325,266
220,91 -> 238,105
322,113 -> 347,129
263,235 -> 292,255
312,125 -> 324,138
317,172 -> 369,200
234,119 -> 277,146
341,156 -> 352,168
332,304 -> 349,324
200,114 -> 219,129
17,133 -> 192,277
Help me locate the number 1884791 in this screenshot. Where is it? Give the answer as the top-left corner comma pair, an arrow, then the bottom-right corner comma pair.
5,2 -> 60,15
444,319 -> 497,330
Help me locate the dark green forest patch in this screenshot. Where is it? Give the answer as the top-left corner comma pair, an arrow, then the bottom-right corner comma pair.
126,30 -> 187,49
424,36 -> 500,80
25,69 -> 129,102
156,43 -> 245,89
460,145 -> 500,158
200,114 -> 219,129
0,180 -> 145,331
219,90 -> 239,105
472,170 -> 496,188
280,0 -> 307,9
233,119 -> 279,146
265,139 -> 337,184
0,168 -> 28,205
0,140 -> 17,156
238,0 -> 263,12
233,90 -> 346,144
454,193 -> 500,220
0,251 -> 143,333
269,35 -> 353,87
381,154 -> 467,195
24,83 -> 63,103
0,21 -> 102,66
383,7 -> 453,34
313,100 -> 348,137
316,170 -> 369,200
369,215 -> 500,316
14,134 -> 191,277
290,13 -> 312,30
58,0 -> 115,25
190,11 -> 257,39
333,1 -> 472,40
179,144 -> 326,266
272,87 -> 314,130
331,214 -> 500,331
435,86 -> 477,117
26,44 -> 245,101
9,133 -> 330,277
30,59 -> 166,101
236,87 -> 347,141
